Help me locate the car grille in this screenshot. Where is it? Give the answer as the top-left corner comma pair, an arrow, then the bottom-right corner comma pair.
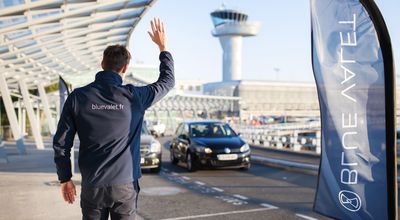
211,159 -> 242,167
212,148 -> 241,154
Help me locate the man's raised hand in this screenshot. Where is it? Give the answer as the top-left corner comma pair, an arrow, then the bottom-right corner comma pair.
148,18 -> 167,52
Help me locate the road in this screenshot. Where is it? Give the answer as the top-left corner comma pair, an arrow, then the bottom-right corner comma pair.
137,137 -> 330,220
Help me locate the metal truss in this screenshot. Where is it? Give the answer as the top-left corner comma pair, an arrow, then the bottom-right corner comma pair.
150,94 -> 240,113
0,0 -> 156,90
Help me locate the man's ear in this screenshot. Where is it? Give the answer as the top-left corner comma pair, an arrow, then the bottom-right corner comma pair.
101,60 -> 105,70
121,64 -> 128,74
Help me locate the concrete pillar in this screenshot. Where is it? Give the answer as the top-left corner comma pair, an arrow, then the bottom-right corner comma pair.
55,101 -> 60,122
18,99 -> 22,131
38,83 -> 56,135
36,102 -> 40,134
0,74 -> 25,154
219,36 -> 242,81
22,108 -> 26,136
19,79 -> 44,150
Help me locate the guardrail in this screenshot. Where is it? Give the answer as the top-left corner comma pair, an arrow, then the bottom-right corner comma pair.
234,123 -> 321,155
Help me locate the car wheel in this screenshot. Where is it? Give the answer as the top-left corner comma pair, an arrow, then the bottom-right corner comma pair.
170,149 -> 178,165
150,166 -> 161,173
186,152 -> 197,172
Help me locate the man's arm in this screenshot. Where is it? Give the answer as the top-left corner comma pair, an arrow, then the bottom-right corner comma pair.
53,92 -> 77,204
129,18 -> 175,110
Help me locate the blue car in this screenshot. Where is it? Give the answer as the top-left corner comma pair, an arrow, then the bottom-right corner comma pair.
169,121 -> 251,172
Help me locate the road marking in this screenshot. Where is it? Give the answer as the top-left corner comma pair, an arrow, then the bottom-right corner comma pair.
162,168 -> 169,172
211,187 -> 224,192
233,194 -> 248,200
194,181 -> 205,185
160,208 -> 274,220
260,203 -> 279,210
171,172 -> 178,176
296,213 -> 318,220
181,176 -> 191,180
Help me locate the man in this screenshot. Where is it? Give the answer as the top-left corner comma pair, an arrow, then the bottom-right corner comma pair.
53,18 -> 174,220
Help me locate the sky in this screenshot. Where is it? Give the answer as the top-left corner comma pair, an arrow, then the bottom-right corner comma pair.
129,0 -> 400,83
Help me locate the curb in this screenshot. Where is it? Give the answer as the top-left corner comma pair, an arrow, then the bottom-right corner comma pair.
251,155 -> 318,172
251,155 -> 400,183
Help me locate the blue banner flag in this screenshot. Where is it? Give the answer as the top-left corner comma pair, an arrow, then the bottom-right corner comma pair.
310,0 -> 397,219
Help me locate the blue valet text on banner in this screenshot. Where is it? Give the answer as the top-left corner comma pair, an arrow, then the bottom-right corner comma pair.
310,0 -> 397,219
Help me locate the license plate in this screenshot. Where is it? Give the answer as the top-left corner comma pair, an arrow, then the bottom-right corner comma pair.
217,154 -> 238,161
140,158 -> 145,164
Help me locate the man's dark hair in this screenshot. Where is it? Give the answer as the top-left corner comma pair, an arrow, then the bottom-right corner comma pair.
102,45 -> 131,72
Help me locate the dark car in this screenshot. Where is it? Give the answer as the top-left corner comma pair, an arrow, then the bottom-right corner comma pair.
169,121 -> 251,172
140,123 -> 162,173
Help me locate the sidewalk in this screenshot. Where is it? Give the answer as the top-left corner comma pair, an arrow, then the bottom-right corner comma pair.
0,139 -> 82,220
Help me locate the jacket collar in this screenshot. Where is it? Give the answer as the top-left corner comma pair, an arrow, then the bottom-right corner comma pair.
95,70 -> 123,85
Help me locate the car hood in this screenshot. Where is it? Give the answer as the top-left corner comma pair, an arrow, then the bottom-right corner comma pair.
140,134 -> 154,145
192,136 -> 245,149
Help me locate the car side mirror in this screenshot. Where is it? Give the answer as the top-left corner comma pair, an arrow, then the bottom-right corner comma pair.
237,132 -> 241,136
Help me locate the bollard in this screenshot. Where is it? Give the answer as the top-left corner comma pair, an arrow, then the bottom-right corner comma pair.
274,135 -> 283,149
291,131 -> 301,152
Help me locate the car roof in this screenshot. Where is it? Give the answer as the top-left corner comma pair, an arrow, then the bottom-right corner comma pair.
182,120 -> 226,125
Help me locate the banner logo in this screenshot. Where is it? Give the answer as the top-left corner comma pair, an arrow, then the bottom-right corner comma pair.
338,190 -> 362,212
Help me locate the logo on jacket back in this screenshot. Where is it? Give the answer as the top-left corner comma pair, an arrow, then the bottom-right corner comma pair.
91,103 -> 124,110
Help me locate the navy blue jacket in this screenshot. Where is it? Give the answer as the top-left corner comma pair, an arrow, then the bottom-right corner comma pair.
53,51 -> 174,187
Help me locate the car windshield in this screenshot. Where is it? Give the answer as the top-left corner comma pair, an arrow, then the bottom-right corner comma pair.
189,123 -> 237,138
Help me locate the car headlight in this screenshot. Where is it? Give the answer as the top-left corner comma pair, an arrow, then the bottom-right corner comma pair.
240,143 -> 250,152
150,140 -> 161,153
204,147 -> 212,154
195,146 -> 213,154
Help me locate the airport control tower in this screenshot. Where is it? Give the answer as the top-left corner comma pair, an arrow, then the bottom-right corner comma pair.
211,6 -> 260,82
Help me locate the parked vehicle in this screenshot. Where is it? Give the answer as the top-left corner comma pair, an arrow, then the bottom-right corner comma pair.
140,123 -> 162,173
297,131 -> 317,151
169,121 -> 251,172
148,120 -> 166,137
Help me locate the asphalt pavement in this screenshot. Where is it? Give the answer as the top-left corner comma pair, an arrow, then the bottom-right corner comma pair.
137,137 -> 330,220
0,137 -> 330,220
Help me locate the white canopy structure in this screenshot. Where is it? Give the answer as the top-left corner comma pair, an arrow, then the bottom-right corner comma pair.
0,0 -> 242,159
0,0 -> 156,153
